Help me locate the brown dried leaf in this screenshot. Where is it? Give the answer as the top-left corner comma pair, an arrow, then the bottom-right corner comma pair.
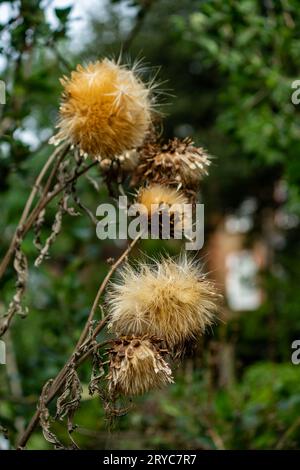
88,351 -> 105,397
7,243 -> 28,318
33,208 -> 46,251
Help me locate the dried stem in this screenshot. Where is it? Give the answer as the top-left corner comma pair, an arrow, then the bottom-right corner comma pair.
77,234 -> 141,348
0,153 -> 98,336
23,160 -> 98,235
17,235 -> 140,449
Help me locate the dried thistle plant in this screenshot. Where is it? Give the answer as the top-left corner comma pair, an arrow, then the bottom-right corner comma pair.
107,336 -> 173,397
106,256 -> 220,353
51,59 -> 155,160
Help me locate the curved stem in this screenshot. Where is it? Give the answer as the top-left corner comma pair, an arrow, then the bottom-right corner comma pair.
0,152 -> 97,338
77,234 -> 141,349
23,161 -> 97,236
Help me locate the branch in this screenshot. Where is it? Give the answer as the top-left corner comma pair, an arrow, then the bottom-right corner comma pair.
23,160 -> 98,235
0,148 -> 97,337
77,234 -> 141,348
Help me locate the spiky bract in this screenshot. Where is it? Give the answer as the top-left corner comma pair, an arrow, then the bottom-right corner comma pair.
132,137 -> 210,193
107,336 -> 173,396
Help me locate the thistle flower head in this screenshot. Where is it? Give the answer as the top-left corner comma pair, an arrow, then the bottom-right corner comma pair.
107,336 -> 173,396
132,137 -> 211,192
107,256 -> 220,352
51,59 -> 153,159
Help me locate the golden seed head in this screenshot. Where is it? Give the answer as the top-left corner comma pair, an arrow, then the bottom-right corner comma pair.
107,336 -> 173,397
106,256 -> 220,352
132,137 -> 211,192
51,59 -> 153,159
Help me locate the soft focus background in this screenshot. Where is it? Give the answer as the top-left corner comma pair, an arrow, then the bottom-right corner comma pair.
1,0 -> 300,450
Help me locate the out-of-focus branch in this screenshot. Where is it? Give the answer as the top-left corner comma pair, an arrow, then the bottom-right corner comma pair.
0,144 -> 69,282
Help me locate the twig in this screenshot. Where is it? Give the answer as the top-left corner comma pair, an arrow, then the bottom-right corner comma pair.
0,149 -> 97,337
4,331 -> 26,438
275,416 -> 300,449
0,144 -> 69,281
77,234 -> 141,348
0,154 -> 95,287
23,161 -> 98,235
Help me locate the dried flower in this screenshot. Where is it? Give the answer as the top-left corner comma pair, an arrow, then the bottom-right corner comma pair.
136,184 -> 191,236
107,256 -> 220,352
132,137 -> 211,193
107,336 -> 173,396
51,59 -> 153,159
116,149 -> 139,173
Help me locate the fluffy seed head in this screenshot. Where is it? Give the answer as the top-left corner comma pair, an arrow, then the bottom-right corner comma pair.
51,59 -> 153,159
107,336 -> 173,396
132,137 -> 211,193
107,256 -> 220,352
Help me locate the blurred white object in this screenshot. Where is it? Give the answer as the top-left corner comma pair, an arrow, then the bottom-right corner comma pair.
225,215 -> 253,234
0,340 -> 5,364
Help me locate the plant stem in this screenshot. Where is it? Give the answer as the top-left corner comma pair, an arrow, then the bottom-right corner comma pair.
0,158 -> 97,337
16,235 -> 140,449
77,234 -> 141,349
